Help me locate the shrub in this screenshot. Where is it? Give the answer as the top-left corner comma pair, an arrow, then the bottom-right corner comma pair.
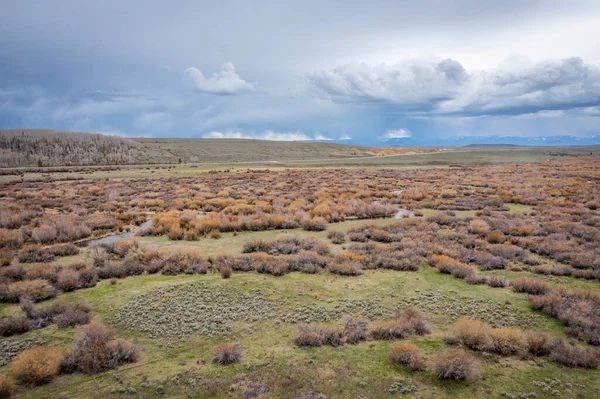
487,275 -> 509,288
61,323 -> 138,374
78,268 -> 98,288
529,289 -> 600,345
53,304 -> 92,328
10,346 -> 63,385
327,259 -> 363,276
0,248 -> 14,266
242,240 -> 270,253
550,340 -> 600,369
488,328 -> 525,355
294,325 -> 325,347
219,264 -> 232,279
486,231 -> 505,244
444,319 -> 492,351
56,269 -> 80,292
211,343 -> 242,365
342,316 -> 369,345
468,219 -> 490,236
327,230 -> 345,244
24,264 -> 58,283
47,243 -> 79,257
369,320 -> 407,340
1,280 -> 56,303
0,376 -> 14,399
388,342 -> 427,371
0,315 -> 30,337
300,217 -> 328,231
395,307 -> 432,336
524,332 -> 553,356
432,349 -> 479,381
0,266 -> 25,282
17,248 -> 55,264
320,326 -> 344,347
510,278 -> 550,295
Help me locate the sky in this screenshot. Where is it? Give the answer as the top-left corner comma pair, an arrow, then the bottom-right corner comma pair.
1,0 -> 600,145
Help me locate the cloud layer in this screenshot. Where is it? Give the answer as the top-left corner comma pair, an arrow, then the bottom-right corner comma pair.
309,57 -> 600,116
185,63 -> 253,95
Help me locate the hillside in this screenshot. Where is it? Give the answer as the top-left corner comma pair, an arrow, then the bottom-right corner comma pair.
0,129 -> 409,167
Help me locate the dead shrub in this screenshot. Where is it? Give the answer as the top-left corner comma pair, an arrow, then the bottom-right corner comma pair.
488,327 -> 525,355
327,230 -> 345,244
388,342 -> 427,371
342,316 -> 369,345
0,376 -> 14,399
47,243 -> 79,257
300,217 -> 328,231
529,289 -> 600,345
294,325 -> 325,347
0,315 -> 30,337
432,349 -> 479,381
487,275 -> 509,288
369,320 -> 408,340
327,258 -> 363,276
53,303 -> 92,328
524,332 -> 553,356
17,247 -> 55,264
56,269 -> 80,292
211,343 -> 242,365
10,346 -> 63,385
61,322 -> 138,374
320,326 -> 344,347
219,264 -> 232,279
395,307 -> 432,336
510,278 -> 550,295
242,240 -> 271,253
1,280 -> 56,303
444,319 -> 492,351
550,340 -> 600,369
485,231 -> 505,244
0,248 -> 14,266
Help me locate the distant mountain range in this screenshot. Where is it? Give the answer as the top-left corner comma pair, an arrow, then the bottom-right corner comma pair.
383,135 -> 600,147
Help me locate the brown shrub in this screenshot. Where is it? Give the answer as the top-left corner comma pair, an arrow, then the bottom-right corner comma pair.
47,243 -> 79,257
294,325 -> 325,347
56,269 -> 80,292
369,320 -> 408,340
17,247 -> 55,264
468,219 -> 490,236
242,240 -> 270,253
395,307 -> 432,336
327,259 -> 363,276
388,342 -> 427,371
342,316 -> 369,345
211,343 -> 242,365
320,326 -> 344,347
10,346 -> 63,385
487,275 -> 509,288
0,315 -> 30,337
0,376 -> 14,399
53,304 -> 92,328
327,230 -> 345,244
0,248 -> 14,266
510,278 -> 550,295
524,332 -> 553,356
432,349 -> 479,381
219,264 -> 232,279
485,231 -> 505,244
550,340 -> 600,369
488,328 -> 525,355
300,217 -> 328,231
1,280 -> 56,303
529,289 -> 600,345
444,319 -> 492,351
61,323 -> 138,374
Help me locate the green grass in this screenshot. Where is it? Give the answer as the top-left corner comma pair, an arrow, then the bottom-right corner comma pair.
3,265 -> 598,398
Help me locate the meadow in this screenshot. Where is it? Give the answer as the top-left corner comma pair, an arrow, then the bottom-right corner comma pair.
0,149 -> 599,398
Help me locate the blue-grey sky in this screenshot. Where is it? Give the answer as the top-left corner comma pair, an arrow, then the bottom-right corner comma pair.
1,0 -> 600,145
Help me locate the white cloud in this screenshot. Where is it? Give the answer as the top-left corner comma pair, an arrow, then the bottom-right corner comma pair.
381,129 -> 412,141
204,130 -> 311,141
185,62 -> 253,95
309,57 -> 600,115
202,131 -> 352,142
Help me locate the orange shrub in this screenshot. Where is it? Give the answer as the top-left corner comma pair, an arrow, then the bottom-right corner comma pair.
432,349 -> 479,381
10,346 -> 63,385
388,342 -> 427,371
